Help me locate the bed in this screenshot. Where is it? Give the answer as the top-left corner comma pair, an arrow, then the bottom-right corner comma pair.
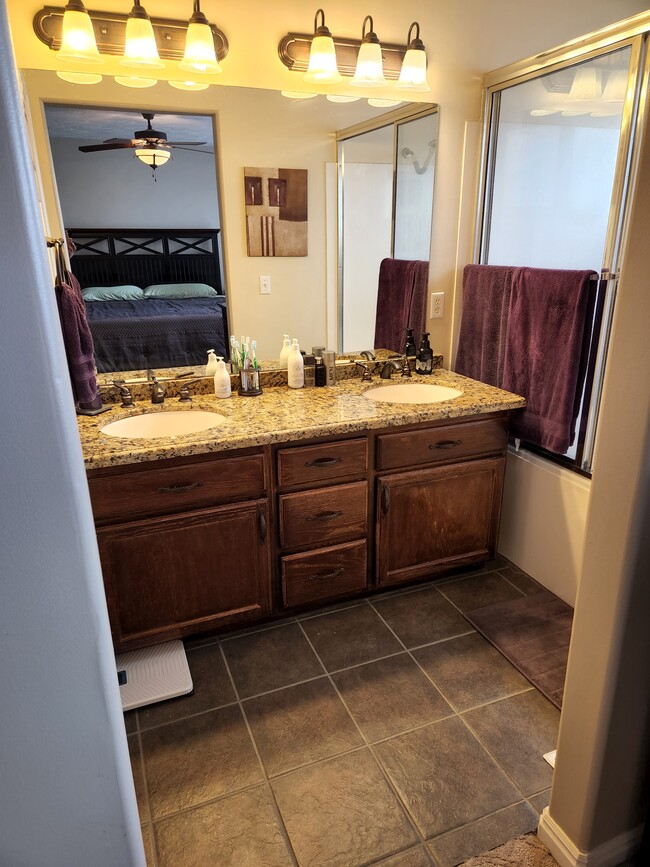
68,228 -> 228,373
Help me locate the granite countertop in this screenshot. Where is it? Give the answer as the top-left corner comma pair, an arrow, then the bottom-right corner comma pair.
79,370 -> 526,471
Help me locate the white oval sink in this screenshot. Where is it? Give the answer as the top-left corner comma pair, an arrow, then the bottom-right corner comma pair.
101,410 -> 226,439
364,383 -> 463,404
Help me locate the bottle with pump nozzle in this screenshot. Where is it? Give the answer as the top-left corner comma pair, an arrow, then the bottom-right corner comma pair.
205,349 -> 218,376
403,328 -> 417,358
214,356 -> 232,398
416,332 -> 434,375
287,340 -> 304,388
279,334 -> 291,368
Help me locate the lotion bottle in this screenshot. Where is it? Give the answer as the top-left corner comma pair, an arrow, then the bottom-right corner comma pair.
214,356 -> 232,398
287,340 -> 304,389
279,334 -> 291,368
205,349 -> 218,376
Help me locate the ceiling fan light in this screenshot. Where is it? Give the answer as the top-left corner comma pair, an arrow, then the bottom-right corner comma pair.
121,2 -> 164,69
57,1 -> 103,65
396,25 -> 430,92
135,146 -> 172,168
56,70 -> 102,84
350,18 -> 386,88
169,79 -> 210,91
179,2 -> 221,74
114,75 -> 157,88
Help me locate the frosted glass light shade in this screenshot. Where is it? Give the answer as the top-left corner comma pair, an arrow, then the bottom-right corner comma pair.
282,91 -> 319,99
121,14 -> 163,68
57,71 -> 102,84
57,5 -> 102,64
304,34 -> 342,83
602,69 -> 628,102
350,41 -> 386,87
169,80 -> 210,91
569,67 -> 601,101
396,48 -> 430,92
135,147 -> 171,167
114,75 -> 157,88
179,21 -> 221,73
326,94 -> 361,103
368,97 -> 402,107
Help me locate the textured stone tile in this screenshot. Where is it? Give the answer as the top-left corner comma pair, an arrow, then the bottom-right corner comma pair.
529,789 -> 551,813
463,691 -> 560,796
332,653 -> 451,742
297,599 -> 369,620
142,704 -> 263,819
155,785 -> 293,867
222,622 -> 323,698
300,605 -> 402,671
272,749 -> 417,866
372,587 -> 472,648
244,678 -> 363,776
139,642 -> 235,729
128,735 -> 148,824
428,801 -> 539,867
413,633 -> 530,711
141,824 -> 155,867
437,573 -> 522,613
376,846 -> 435,866
376,717 -> 520,838
497,566 -> 543,596
124,710 -> 138,734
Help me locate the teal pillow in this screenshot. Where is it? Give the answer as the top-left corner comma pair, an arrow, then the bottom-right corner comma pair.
143,282 -> 218,299
82,284 -> 143,301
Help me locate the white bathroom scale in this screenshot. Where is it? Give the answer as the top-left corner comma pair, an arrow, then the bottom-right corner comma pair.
116,640 -> 193,711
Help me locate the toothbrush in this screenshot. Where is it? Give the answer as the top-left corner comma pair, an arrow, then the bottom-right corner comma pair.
251,340 -> 259,370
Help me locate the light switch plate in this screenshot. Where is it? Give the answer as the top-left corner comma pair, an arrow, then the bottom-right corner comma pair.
259,276 -> 271,295
430,291 -> 444,319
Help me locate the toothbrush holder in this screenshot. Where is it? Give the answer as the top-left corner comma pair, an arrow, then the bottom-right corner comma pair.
238,368 -> 263,396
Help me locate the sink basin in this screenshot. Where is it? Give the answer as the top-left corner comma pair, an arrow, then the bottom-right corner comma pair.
101,410 -> 226,439
363,383 -> 463,404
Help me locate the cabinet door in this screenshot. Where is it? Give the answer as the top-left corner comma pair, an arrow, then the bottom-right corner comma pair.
97,500 -> 271,648
376,458 -> 504,587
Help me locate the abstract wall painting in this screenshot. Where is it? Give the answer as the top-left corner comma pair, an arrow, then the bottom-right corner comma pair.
244,167 -> 308,257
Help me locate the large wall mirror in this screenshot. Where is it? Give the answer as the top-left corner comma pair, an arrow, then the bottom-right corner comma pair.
28,70 -> 438,372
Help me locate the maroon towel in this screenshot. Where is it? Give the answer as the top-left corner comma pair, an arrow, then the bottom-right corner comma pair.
502,267 -> 596,455
55,271 -> 101,409
374,258 -> 429,353
455,264 -> 515,387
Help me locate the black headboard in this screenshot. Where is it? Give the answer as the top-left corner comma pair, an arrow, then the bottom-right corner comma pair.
67,228 -> 222,293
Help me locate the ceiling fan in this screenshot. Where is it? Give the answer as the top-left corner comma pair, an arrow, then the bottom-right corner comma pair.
78,112 -> 211,172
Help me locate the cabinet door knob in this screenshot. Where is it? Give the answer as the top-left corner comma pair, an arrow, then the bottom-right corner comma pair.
258,509 -> 267,542
309,567 -> 344,581
429,439 -> 462,450
157,482 -> 201,494
305,456 -> 343,467
380,485 -> 390,516
306,510 -> 344,522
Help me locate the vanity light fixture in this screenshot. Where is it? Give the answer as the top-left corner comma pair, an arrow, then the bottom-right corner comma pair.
57,0 -> 102,64
350,16 -> 386,87
303,9 -> 342,84
602,68 -> 628,102
396,22 -> 430,92
569,67 -> 602,101
179,0 -> 222,74
121,0 -> 163,69
368,97 -> 402,107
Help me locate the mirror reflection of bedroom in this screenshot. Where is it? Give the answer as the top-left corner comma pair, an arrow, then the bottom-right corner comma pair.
44,104 -> 227,373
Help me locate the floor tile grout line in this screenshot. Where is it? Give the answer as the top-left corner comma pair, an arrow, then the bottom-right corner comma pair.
149,779 -> 279,825
362,844 -> 435,867
138,699 -> 240,733
219,616 -> 299,642
133,722 -> 158,866
425,796 -> 538,848
217,641 -> 301,867
496,570 -> 529,597
295,619 -> 429,853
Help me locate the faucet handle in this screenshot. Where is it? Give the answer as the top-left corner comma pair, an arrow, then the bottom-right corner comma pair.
112,380 -> 135,407
400,357 -> 413,378
354,360 -> 373,382
177,378 -> 202,402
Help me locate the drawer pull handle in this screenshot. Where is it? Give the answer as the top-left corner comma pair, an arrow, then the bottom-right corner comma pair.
157,482 -> 202,494
307,510 -> 344,522
310,567 -> 345,581
305,456 -> 343,468
258,509 -> 267,543
380,485 -> 390,517
429,439 -> 463,450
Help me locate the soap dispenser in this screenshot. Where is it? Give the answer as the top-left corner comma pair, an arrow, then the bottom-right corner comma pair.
214,356 -> 232,398
205,349 -> 218,376
287,340 -> 305,389
403,328 -> 417,358
416,332 -> 434,375
279,334 -> 291,368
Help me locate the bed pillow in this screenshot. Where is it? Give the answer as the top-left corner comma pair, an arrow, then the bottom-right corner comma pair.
143,282 -> 218,299
82,284 -> 144,302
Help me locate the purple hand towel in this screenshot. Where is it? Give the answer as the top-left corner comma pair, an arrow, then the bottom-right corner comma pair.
55,271 -> 101,409
455,264 -> 515,387
374,258 -> 429,352
502,267 -> 596,455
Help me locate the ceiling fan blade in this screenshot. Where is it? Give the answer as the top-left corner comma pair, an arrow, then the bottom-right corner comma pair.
102,137 -> 135,144
78,143 -> 135,153
170,146 -> 215,154
166,141 -> 207,146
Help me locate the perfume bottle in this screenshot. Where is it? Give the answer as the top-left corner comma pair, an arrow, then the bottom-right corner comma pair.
416,332 -> 433,375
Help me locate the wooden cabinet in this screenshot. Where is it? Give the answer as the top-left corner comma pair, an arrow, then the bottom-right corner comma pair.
376,457 -> 504,587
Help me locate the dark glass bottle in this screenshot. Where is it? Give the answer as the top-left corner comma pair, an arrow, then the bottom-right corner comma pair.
416,332 -> 433,375
315,357 -> 326,387
403,328 -> 417,358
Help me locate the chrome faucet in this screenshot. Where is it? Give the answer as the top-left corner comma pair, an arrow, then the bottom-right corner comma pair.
379,357 -> 412,379
149,377 -> 166,404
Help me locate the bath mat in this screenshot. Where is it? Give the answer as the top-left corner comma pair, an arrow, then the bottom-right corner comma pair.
461,833 -> 559,866
463,590 -> 573,709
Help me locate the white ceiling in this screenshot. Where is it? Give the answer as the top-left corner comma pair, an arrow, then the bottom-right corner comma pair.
44,105 -> 214,145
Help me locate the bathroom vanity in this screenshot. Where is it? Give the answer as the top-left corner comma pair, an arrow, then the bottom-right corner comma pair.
81,372 -> 524,651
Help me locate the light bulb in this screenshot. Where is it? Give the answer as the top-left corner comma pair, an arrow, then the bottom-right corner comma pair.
304,10 -> 341,84
602,69 -> 628,103
135,146 -> 171,168
121,2 -> 163,69
350,17 -> 386,88
179,1 -> 221,74
57,1 -> 102,64
396,23 -> 430,92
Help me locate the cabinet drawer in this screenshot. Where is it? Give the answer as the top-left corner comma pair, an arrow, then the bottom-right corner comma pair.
277,438 -> 367,488
89,453 -> 266,522
279,481 -> 367,549
282,540 -> 367,608
377,419 -> 508,471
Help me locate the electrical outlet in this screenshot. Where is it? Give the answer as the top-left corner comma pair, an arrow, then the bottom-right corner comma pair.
259,275 -> 271,295
430,291 -> 445,319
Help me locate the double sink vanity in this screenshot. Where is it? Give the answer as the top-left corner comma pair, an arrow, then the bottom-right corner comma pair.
79,365 -> 525,652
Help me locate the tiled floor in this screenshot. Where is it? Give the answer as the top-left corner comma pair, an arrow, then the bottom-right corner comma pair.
126,558 -> 561,867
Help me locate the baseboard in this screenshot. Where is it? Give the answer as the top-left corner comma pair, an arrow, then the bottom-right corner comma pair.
538,807 -> 643,866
